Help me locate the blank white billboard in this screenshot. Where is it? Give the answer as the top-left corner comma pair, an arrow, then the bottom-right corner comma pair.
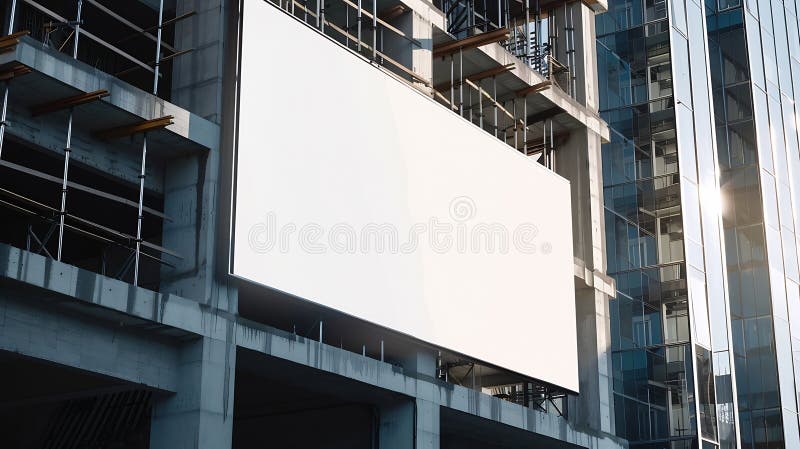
233,0 -> 578,392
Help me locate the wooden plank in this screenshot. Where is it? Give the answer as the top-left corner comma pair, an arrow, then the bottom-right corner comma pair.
515,80 -> 551,97
0,64 -> 32,81
433,28 -> 509,57
0,30 -> 30,54
93,116 -> 174,140
31,90 -> 110,116
433,63 -> 514,92
380,5 -> 408,21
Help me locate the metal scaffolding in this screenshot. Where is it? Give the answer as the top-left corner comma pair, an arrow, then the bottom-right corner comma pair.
0,0 -> 192,289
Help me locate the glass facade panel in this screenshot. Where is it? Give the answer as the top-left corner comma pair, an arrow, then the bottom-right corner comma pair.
600,0 -> 800,446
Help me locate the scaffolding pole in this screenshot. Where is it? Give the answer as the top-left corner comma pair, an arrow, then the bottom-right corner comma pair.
492,76 -> 498,137
357,0 -> 362,52
0,81 -> 8,160
512,98 -> 517,149
0,0 -> 21,161
321,0 -> 326,33
134,134 -> 148,286
7,0 -> 17,34
524,0 -> 530,66
57,109 -> 74,261
459,48 -> 463,115
152,0 -> 164,95
568,2 -> 577,96
522,95 -> 527,155
73,0 -> 83,58
477,80 -> 483,129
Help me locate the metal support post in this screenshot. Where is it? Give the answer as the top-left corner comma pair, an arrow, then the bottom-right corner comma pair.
0,81 -> 8,160
549,119 -> 554,169
542,119 -> 547,165
152,0 -> 164,95
569,3 -> 576,96
450,54 -> 455,108
357,0 -> 362,52
522,95 -> 527,154
133,134 -> 148,286
372,0 -> 377,59
7,0 -> 17,34
477,80 -> 483,129
57,108 -> 74,261
492,76 -> 498,137
0,0 -> 22,158
321,0 -> 325,32
73,0 -> 83,58
459,48 -> 464,116
524,0 -> 530,65
512,98 -> 517,149
469,83 -> 473,122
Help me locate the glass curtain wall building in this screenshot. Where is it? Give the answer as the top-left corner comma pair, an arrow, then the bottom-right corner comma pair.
599,0 -> 800,448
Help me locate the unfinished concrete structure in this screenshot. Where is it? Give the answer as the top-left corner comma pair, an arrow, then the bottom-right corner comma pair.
0,0 -> 622,447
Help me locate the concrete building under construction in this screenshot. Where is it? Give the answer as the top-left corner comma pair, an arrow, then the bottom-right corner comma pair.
0,0 -> 621,448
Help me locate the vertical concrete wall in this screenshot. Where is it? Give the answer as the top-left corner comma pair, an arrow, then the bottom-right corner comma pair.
172,0 -> 228,124
553,4 -> 615,439
557,128 -> 613,437
161,0 -> 237,312
381,9 -> 434,94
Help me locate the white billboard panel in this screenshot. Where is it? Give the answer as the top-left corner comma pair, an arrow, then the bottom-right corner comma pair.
233,0 -> 578,392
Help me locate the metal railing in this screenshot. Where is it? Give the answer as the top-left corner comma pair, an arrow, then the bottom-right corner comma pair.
9,0 -> 194,100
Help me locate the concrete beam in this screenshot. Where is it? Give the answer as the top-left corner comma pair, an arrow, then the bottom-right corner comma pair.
0,284 -> 180,392
0,37 -> 219,150
0,243 -> 623,449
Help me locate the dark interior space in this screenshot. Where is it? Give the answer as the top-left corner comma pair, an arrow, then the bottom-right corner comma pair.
233,348 -> 409,449
13,0 -> 179,99
0,351 -> 156,449
0,135 -> 165,289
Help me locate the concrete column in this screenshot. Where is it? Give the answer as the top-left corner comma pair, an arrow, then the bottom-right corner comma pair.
379,398 -> 440,449
161,1 -> 237,312
150,336 -> 236,449
410,11 -> 433,92
570,286 -> 614,434
382,9 -> 434,93
557,130 -> 604,269
415,399 -> 440,449
160,151 -> 238,313
171,0 -> 227,123
556,112 -> 614,437
400,349 -> 438,379
550,3 -> 599,109
573,3 -> 600,111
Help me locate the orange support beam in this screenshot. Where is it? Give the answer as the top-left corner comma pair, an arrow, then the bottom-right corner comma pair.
94,116 -> 174,140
